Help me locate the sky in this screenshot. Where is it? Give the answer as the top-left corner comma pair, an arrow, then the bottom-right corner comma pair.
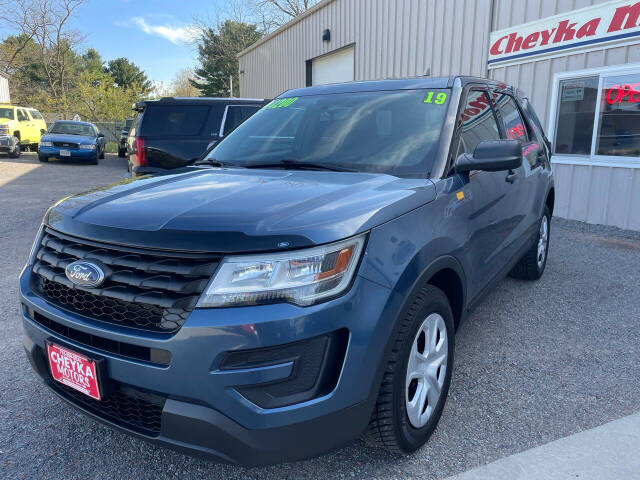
67,0 -> 225,85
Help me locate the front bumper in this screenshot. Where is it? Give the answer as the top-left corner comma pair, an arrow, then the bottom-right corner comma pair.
20,269 -> 402,465
39,146 -> 96,159
0,135 -> 16,152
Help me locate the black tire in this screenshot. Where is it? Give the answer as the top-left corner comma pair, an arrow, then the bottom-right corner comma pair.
8,142 -> 20,158
509,206 -> 551,280
118,148 -> 125,158
38,155 -> 48,162
88,155 -> 99,165
365,284 -> 455,454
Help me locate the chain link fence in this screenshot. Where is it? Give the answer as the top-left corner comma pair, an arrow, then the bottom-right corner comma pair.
42,114 -> 127,153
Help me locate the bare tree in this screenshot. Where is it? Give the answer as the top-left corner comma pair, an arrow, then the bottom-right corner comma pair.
168,68 -> 200,97
253,0 -> 321,32
0,0 -> 87,115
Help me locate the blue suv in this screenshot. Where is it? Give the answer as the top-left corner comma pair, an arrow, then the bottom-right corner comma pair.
21,76 -> 554,465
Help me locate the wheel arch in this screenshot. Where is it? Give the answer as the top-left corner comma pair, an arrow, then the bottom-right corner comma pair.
546,187 -> 555,217
392,254 -> 468,332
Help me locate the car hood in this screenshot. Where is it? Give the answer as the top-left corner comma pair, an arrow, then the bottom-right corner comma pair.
46,168 -> 437,253
42,133 -> 95,144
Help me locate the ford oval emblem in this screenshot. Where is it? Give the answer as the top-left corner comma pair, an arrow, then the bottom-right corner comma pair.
65,260 -> 105,288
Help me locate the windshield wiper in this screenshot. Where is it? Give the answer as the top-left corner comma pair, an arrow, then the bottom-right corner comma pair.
242,159 -> 356,172
193,157 -> 235,167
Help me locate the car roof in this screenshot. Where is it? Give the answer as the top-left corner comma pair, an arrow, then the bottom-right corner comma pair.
138,97 -> 267,107
52,120 -> 94,126
281,76 -> 514,97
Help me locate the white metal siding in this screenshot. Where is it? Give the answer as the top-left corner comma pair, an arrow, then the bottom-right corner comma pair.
0,75 -> 9,104
239,0 -> 493,98
553,162 -> 640,230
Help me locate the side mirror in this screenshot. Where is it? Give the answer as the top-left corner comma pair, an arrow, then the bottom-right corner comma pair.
98,133 -> 105,138
456,139 -> 522,173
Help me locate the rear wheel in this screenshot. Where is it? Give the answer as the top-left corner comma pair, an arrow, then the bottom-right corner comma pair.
365,284 -> 454,454
118,148 -> 125,158
509,207 -> 550,280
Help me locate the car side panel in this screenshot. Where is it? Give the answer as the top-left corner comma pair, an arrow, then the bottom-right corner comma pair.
359,181 -> 471,302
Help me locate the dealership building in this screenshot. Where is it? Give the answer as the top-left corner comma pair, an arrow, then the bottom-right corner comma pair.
238,0 -> 640,230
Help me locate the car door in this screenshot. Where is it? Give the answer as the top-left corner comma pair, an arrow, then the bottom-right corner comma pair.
17,108 -> 32,143
494,91 -> 544,254
447,87 -> 525,300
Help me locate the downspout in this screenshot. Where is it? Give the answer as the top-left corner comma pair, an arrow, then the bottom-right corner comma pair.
486,0 -> 496,78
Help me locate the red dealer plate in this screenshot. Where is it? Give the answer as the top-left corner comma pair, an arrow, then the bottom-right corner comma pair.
47,342 -> 101,400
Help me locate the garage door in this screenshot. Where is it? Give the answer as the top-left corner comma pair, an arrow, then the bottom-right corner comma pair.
312,47 -> 354,86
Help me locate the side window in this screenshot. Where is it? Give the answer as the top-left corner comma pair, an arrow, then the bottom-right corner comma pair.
496,94 -> 529,143
455,89 -> 501,159
17,109 -> 29,122
223,105 -> 261,136
30,110 -> 43,120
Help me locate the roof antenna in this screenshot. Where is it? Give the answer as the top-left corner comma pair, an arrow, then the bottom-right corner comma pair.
422,67 -> 431,77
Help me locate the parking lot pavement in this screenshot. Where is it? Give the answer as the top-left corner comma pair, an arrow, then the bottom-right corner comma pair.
1,152 -> 639,480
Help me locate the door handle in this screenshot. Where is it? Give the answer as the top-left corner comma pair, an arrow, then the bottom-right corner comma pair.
505,170 -> 519,183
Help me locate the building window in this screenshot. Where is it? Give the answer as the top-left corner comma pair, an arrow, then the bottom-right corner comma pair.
596,74 -> 640,157
552,66 -> 640,161
554,77 -> 599,155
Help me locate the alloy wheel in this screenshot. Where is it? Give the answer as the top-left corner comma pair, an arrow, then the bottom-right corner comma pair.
537,215 -> 549,269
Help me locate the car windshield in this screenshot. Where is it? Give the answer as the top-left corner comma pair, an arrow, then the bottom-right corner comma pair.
49,122 -> 95,136
0,108 -> 14,120
206,89 -> 450,176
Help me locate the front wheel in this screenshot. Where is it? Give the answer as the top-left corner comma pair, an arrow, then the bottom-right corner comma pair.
9,141 -> 20,158
509,207 -> 551,280
365,284 -> 454,454
38,155 -> 48,162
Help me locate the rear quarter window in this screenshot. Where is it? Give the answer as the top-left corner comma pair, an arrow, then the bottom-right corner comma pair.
141,104 -> 213,136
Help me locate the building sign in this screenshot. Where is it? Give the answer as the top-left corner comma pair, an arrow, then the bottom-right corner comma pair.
489,0 -> 640,67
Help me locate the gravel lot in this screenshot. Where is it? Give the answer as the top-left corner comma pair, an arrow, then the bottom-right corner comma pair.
1,153 -> 639,480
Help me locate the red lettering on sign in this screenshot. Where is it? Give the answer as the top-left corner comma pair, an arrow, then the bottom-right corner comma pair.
554,20 -> 578,43
605,83 -> 640,104
607,2 -> 640,33
490,35 -> 508,55
576,18 -> 601,38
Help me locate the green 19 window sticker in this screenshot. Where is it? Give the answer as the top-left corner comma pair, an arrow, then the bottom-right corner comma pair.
424,91 -> 448,105
265,97 -> 299,109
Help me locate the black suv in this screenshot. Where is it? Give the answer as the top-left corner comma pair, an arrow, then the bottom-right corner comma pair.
126,97 -> 267,175
22,77 -> 553,465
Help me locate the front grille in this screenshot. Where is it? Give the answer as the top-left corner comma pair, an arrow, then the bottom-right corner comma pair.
53,141 -> 79,148
32,228 -> 220,333
50,380 -> 165,436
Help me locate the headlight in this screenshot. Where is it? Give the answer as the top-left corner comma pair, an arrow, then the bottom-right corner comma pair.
40,141 -> 53,147
80,143 -> 96,150
197,234 -> 366,308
